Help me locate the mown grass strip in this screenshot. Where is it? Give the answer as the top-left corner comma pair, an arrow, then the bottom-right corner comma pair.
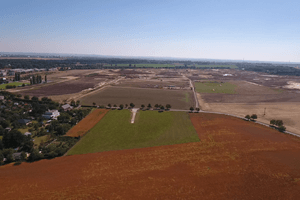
67,110 -> 199,155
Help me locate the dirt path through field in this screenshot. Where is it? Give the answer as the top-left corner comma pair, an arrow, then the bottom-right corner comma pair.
68,77 -> 124,102
131,108 -> 139,123
196,92 -> 211,110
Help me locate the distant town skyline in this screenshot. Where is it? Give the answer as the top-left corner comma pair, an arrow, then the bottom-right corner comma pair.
1,0 -> 299,62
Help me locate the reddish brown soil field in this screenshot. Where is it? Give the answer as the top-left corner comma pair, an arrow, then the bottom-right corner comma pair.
1,113 -> 300,199
66,109 -> 109,137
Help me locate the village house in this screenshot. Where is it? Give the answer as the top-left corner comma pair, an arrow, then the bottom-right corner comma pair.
62,104 -> 73,111
12,152 -> 22,161
17,119 -> 31,125
42,109 -> 60,119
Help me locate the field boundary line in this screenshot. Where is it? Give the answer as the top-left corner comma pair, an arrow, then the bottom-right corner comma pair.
199,110 -> 300,138
72,77 -> 125,102
64,110 -> 110,156
111,86 -> 191,92
169,109 -> 300,138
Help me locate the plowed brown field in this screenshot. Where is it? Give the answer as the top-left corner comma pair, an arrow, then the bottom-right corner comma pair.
66,109 -> 109,137
1,113 -> 300,200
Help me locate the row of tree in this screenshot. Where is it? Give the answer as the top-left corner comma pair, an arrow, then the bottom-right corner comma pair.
103,103 -> 172,110
270,119 -> 286,132
244,114 -> 287,132
14,73 -> 21,81
245,114 -> 257,121
190,107 -> 200,112
30,75 -> 42,85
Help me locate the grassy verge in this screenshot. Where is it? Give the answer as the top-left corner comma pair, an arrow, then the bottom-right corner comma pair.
68,110 -> 199,155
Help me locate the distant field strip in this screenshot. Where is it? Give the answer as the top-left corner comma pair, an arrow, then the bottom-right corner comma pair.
195,81 -> 237,94
0,82 -> 29,89
67,110 -> 199,155
66,109 -> 109,137
102,64 -> 237,68
191,64 -> 237,69
80,86 -> 194,110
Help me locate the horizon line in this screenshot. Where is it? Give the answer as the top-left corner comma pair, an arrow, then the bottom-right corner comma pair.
1,51 -> 299,64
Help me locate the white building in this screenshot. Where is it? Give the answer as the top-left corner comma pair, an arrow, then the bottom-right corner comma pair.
42,109 -> 60,119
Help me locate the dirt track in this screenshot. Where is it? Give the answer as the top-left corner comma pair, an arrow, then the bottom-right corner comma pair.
1,113 -> 300,200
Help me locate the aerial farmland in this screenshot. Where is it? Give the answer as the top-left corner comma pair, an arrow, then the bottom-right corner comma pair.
2,60 -> 300,199
2,0 -> 300,198
1,112 -> 300,199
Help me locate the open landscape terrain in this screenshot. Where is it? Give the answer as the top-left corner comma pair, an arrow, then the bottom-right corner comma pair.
1,113 -> 300,199
7,67 -> 300,135
189,69 -> 300,135
2,1 -> 300,199
2,65 -> 300,199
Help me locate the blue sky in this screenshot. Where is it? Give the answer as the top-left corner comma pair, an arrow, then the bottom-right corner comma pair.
0,0 -> 299,62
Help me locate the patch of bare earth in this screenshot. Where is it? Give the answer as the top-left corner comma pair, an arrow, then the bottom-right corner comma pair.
1,113 -> 300,199
205,102 -> 300,136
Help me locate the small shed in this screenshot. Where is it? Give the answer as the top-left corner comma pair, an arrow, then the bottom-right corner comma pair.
24,132 -> 32,136
62,104 -> 73,111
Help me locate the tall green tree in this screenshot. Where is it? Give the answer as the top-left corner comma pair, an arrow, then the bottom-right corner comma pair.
250,114 -> 257,121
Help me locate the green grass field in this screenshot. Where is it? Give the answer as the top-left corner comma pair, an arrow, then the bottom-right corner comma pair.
195,81 -> 237,94
67,110 -> 199,155
191,64 -> 237,69
0,82 -> 29,89
188,65 -> 238,69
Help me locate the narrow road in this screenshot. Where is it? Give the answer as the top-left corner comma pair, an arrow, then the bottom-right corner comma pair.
189,79 -> 199,108
182,75 -> 199,108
